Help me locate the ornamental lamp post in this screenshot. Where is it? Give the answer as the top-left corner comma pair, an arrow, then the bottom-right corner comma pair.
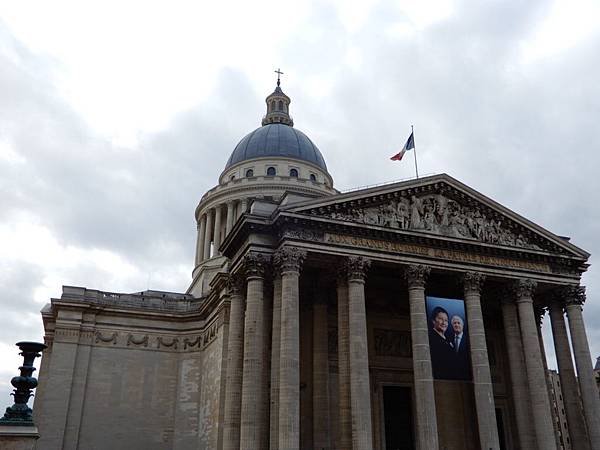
0,341 -> 46,425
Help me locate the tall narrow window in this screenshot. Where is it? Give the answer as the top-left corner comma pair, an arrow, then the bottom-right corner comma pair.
271,100 -> 276,112
266,166 -> 276,176
289,168 -> 298,177
278,100 -> 283,110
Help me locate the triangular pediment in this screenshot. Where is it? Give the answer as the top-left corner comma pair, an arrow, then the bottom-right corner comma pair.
283,174 -> 589,258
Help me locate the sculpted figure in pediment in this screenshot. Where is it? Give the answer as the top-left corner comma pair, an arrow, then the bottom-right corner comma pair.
396,198 -> 410,229
324,192 -> 542,250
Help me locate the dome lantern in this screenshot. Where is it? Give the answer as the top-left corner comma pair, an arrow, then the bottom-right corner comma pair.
261,69 -> 294,127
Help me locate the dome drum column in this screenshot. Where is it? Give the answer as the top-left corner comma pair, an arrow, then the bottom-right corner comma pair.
203,208 -> 214,260
195,214 -> 207,265
226,201 -> 235,237
213,204 -> 223,256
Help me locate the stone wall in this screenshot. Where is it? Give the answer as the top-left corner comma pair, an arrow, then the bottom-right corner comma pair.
197,323 -> 227,450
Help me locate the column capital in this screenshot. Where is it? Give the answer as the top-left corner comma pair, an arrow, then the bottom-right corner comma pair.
404,264 -> 430,288
242,252 -> 268,279
273,246 -> 306,275
463,272 -> 486,294
345,256 -> 371,282
513,279 -> 537,302
561,285 -> 586,307
226,272 -> 245,295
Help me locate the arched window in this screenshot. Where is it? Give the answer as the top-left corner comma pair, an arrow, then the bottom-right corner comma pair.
271,100 -> 276,112
245,169 -> 254,177
266,166 -> 276,176
230,174 -> 236,181
310,174 -> 317,182
278,100 -> 283,110
289,168 -> 298,177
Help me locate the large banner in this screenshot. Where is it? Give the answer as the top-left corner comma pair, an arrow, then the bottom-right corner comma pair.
425,296 -> 471,381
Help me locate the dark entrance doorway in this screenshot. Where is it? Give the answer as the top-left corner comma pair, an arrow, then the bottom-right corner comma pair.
383,386 -> 415,450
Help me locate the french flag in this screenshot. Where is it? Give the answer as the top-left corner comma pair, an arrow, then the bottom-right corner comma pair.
390,132 -> 415,161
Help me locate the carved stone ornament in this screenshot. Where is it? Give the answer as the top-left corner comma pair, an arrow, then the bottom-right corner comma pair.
561,285 -> 586,306
242,252 -> 268,278
157,336 -> 179,350
320,192 -> 543,250
126,334 -> 149,347
183,336 -> 200,350
463,272 -> 486,294
404,264 -> 430,288
281,228 -> 324,242
273,246 -> 306,274
512,279 -> 537,301
95,331 -> 118,345
345,256 -> 371,281
226,272 -> 245,295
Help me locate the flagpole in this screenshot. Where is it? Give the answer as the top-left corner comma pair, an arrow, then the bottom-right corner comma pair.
412,125 -> 419,178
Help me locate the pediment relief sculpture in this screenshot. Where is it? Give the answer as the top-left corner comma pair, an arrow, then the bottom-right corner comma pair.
316,193 -> 545,251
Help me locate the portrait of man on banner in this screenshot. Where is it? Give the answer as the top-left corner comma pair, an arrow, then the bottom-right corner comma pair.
426,296 -> 471,381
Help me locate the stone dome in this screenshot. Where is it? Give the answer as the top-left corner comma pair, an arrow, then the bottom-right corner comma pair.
224,123 -> 328,171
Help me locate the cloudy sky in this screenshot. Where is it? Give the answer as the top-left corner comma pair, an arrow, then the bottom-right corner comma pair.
1,0 -> 600,403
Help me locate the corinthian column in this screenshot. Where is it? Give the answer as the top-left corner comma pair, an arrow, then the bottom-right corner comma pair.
269,273 -> 282,450
240,252 -> 268,450
563,285 -> 600,449
336,267 -> 352,450
514,279 -> 557,450
313,286 -> 331,449
405,265 -> 438,450
463,272 -> 500,450
500,296 -> 537,450
275,247 -> 306,450
548,297 -> 591,450
223,273 -> 246,450
346,256 -> 373,450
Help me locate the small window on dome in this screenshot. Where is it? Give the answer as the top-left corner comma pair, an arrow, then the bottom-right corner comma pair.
266,166 -> 276,176
245,169 -> 254,177
289,168 -> 298,177
310,174 -> 317,182
230,174 -> 236,181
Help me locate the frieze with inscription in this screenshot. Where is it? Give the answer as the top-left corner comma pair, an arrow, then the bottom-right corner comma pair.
325,233 -> 551,273
319,193 -> 545,250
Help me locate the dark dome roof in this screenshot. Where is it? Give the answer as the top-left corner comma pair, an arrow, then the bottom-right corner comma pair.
224,123 -> 328,171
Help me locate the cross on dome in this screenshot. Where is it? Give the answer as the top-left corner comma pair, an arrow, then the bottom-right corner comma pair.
275,68 -> 284,86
